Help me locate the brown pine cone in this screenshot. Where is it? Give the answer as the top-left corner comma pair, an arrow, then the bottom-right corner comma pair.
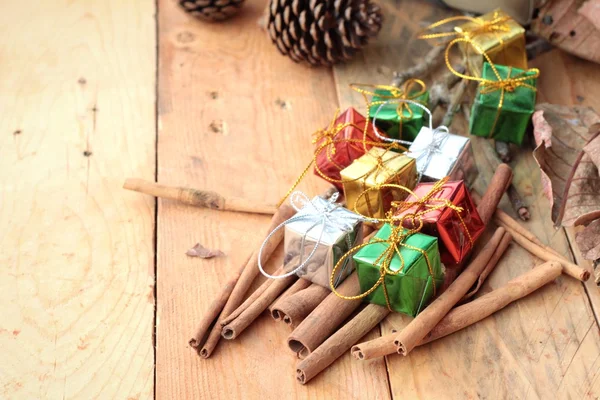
179,0 -> 245,22
267,0 -> 383,66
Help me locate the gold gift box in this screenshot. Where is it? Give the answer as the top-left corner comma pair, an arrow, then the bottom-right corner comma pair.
340,147 -> 417,220
456,8 -> 527,77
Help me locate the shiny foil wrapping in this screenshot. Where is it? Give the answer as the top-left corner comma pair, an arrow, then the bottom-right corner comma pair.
394,180 -> 485,265
457,8 -> 527,77
283,196 -> 363,288
353,223 -> 443,317
340,147 -> 417,220
408,127 -> 478,187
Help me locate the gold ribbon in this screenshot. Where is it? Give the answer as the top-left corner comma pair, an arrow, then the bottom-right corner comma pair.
350,79 -> 427,140
417,12 -> 511,43
443,37 -> 539,138
329,222 -> 434,311
329,177 -> 475,310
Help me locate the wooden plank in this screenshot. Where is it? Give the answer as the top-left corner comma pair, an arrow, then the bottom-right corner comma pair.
0,1 -> 156,399
333,1 -> 600,398
156,0 -> 391,398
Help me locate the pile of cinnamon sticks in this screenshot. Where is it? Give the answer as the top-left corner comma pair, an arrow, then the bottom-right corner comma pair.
187,164 -> 590,384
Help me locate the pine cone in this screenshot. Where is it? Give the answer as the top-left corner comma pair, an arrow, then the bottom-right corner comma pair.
179,0 -> 244,22
267,0 -> 383,66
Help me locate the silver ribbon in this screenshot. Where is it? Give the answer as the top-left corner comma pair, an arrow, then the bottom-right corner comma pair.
258,191 -> 375,283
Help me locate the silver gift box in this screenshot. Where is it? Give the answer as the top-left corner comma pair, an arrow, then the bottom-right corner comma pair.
283,196 -> 363,289
407,127 -> 478,186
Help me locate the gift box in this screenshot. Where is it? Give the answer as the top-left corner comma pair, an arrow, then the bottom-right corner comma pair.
407,126 -> 478,186
469,62 -> 538,145
456,8 -> 527,77
393,180 -> 485,265
353,223 -> 443,316
283,195 -> 364,288
368,86 -> 429,142
313,107 -> 385,190
340,147 -> 417,220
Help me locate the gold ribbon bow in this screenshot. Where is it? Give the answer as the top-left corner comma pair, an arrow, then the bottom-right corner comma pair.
350,80 -> 427,140
417,12 -> 511,43
443,37 -> 539,137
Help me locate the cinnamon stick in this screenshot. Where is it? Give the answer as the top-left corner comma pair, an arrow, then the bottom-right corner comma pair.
219,267 -> 281,327
351,327 -> 395,361
271,283 -> 331,328
462,232 -> 513,302
124,178 -> 277,215
476,163 -> 513,225
358,260 -> 562,355
394,228 -> 509,356
188,253 -> 251,350
287,273 -> 363,357
221,269 -> 297,340
296,304 -> 389,385
496,221 -> 589,282
269,278 -> 313,321
196,203 -> 296,358
421,261 -> 562,343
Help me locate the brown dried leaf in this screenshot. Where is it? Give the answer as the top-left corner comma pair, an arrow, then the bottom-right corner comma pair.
532,104 -> 600,227
579,0 -> 600,32
186,243 -> 225,259
575,219 -> 600,260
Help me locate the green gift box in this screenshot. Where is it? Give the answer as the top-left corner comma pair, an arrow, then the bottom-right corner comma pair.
469,62 -> 539,145
353,223 -> 443,317
369,87 -> 430,142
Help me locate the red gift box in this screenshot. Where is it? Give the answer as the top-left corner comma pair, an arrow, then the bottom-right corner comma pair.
393,180 -> 485,265
313,107 -> 385,190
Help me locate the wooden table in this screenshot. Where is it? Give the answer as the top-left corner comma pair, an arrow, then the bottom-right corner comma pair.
1,0 -> 600,398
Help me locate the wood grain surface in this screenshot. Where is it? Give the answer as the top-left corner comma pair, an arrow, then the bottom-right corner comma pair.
3,0 -> 600,398
155,0 -> 389,398
0,0 -> 156,399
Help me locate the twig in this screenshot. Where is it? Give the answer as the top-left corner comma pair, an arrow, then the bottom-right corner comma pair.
526,35 -> 553,61
429,66 -> 465,110
441,79 -> 469,127
461,103 -> 471,122
391,45 -> 445,87
495,141 -> 512,162
124,178 -> 277,215
507,185 -> 530,221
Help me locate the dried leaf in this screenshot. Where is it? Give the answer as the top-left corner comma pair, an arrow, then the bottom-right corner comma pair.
579,0 -> 600,32
532,104 -> 600,227
575,219 -> 600,260
186,243 -> 225,259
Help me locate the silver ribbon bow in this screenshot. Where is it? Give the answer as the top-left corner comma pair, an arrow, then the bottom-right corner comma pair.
258,191 -> 375,283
